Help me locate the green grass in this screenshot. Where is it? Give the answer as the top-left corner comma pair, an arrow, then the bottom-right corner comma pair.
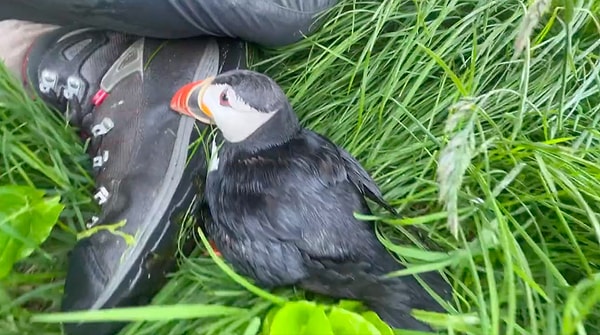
2,0 -> 600,334
0,58 -> 96,334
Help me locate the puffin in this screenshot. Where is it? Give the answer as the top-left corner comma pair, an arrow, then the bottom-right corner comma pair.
169,69 -> 450,330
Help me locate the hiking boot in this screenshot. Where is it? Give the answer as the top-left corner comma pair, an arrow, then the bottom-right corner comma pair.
24,28 -> 247,335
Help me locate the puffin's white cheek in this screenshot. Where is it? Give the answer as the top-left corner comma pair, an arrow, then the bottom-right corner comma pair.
211,110 -> 230,131
216,110 -> 276,143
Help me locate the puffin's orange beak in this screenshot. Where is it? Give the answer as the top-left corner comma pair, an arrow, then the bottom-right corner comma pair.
170,77 -> 214,124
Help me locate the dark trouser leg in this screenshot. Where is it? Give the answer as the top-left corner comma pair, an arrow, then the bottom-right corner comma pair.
0,0 -> 337,47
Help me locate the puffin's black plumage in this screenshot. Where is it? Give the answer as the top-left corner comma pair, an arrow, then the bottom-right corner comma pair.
176,70 -> 451,330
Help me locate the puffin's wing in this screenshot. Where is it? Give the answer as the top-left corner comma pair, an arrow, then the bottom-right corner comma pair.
255,131 -> 386,258
338,147 -> 398,215
312,132 -> 397,215
214,131 -> 394,286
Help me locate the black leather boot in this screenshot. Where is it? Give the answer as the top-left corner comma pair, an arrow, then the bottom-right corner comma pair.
24,27 -> 246,335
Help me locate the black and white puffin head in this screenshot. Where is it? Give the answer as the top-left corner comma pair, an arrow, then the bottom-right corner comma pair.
170,69 -> 297,143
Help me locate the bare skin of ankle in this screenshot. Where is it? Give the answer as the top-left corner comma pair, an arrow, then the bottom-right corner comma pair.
0,20 -> 58,83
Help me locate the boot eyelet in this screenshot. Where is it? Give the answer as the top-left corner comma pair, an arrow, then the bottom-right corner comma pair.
91,118 -> 115,137
94,186 -> 110,205
39,69 -> 58,95
93,156 -> 103,168
64,76 -> 85,101
86,216 -> 100,229
92,150 -> 110,168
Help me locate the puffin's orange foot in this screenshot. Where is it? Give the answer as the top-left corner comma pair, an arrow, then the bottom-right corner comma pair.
209,240 -> 222,257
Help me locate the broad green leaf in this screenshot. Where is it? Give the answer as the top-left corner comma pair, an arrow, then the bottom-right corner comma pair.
0,185 -> 64,279
301,306 -> 334,335
262,306 -> 281,335
361,312 -> 394,335
337,300 -> 365,312
328,307 -> 381,335
269,301 -> 316,335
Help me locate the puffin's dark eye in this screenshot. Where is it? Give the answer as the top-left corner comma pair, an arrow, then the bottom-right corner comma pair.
219,90 -> 231,107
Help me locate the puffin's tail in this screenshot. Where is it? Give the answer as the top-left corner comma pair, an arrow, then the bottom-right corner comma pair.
363,266 -> 450,331
302,257 -> 451,331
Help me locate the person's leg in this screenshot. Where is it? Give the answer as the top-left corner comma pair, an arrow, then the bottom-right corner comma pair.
0,0 -> 337,47
0,20 -> 58,82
